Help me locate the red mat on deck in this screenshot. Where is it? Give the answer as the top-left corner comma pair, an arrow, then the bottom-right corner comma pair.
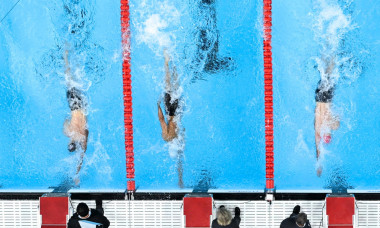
326,196 -> 355,228
40,196 -> 69,227
183,196 -> 213,228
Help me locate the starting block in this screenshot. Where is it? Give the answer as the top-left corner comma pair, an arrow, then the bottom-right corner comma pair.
183,194 -> 213,228
39,193 -> 72,228
323,194 -> 357,228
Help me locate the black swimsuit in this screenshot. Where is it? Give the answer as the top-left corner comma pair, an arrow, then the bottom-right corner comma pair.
315,80 -> 335,103
67,87 -> 85,111
164,93 -> 179,117
315,71 -> 336,103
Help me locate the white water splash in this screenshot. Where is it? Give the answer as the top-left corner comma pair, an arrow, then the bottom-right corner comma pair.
295,130 -> 312,158
316,140 -> 330,171
312,0 -> 364,86
167,136 -> 185,159
83,133 -> 112,182
134,0 -> 181,55
314,0 -> 352,53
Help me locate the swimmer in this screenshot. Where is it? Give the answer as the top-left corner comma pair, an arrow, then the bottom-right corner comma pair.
158,50 -> 180,142
157,50 -> 184,188
314,56 -> 340,177
63,50 -> 89,185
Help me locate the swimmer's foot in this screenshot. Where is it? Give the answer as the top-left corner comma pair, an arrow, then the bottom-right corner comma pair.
178,180 -> 184,189
317,166 -> 323,177
73,176 -> 80,186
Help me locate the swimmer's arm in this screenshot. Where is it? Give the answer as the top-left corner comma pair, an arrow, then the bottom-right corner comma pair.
323,56 -> 335,75
75,130 -> 88,175
164,50 -> 170,76
315,128 -> 321,159
76,151 -> 85,176
158,102 -> 168,133
64,50 -> 71,76
81,129 -> 89,152
314,104 -> 321,159
164,50 -> 171,91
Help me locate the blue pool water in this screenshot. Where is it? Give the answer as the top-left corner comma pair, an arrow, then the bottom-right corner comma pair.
0,0 -> 379,192
273,0 -> 380,191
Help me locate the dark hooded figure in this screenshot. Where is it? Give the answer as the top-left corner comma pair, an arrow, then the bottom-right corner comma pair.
280,205 -> 311,228
67,202 -> 110,228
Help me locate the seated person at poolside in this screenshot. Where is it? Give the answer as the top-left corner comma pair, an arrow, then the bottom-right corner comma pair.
280,205 -> 311,228
212,206 -> 241,228
314,56 -> 340,177
63,50 -> 89,184
67,202 -> 110,228
158,50 -> 180,142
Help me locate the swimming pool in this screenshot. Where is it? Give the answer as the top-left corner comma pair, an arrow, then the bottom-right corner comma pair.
0,0 -> 378,192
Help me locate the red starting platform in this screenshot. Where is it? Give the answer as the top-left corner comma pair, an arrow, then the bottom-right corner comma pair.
183,194 -> 213,228
39,193 -> 71,228
323,194 -> 357,228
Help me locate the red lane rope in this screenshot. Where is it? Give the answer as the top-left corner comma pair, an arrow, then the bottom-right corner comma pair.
121,0 -> 135,192
263,0 -> 274,190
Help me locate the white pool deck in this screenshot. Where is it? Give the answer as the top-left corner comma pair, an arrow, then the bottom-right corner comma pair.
1,198 -> 380,227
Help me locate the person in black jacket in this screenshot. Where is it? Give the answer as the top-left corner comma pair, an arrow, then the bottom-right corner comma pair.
280,205 -> 311,228
211,206 -> 241,228
68,202 -> 110,228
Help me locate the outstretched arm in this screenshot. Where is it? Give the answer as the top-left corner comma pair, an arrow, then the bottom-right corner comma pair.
315,103 -> 323,176
64,50 -> 71,76
74,129 -> 88,185
323,56 -> 335,75
158,102 -> 167,133
76,129 -> 89,172
164,50 -> 171,92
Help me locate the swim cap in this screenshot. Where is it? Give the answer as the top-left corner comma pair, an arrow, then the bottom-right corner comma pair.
68,142 -> 76,152
323,134 -> 332,144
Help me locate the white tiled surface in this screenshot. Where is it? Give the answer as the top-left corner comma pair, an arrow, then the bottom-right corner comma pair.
0,199 -> 379,227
